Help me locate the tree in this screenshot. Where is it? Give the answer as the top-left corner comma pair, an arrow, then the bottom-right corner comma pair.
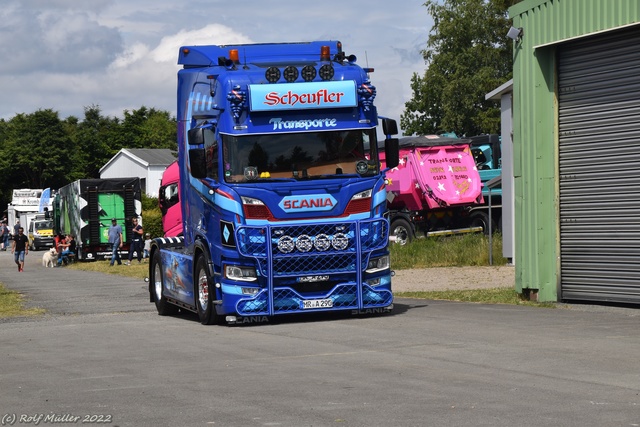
401,0 -> 515,136
3,109 -> 74,190
112,106 -> 177,152
74,105 -> 121,179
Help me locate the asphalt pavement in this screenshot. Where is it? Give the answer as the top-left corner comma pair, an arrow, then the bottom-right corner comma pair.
0,249 -> 639,427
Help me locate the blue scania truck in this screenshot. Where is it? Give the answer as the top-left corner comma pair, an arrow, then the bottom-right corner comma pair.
149,40 -> 399,325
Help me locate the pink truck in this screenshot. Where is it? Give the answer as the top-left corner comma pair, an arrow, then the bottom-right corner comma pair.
379,134 -> 485,244
158,160 -> 182,237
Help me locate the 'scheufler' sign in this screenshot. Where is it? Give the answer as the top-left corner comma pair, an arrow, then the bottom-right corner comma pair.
249,81 -> 357,112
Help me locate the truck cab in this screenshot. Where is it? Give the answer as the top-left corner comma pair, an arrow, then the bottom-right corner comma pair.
158,160 -> 182,237
28,216 -> 54,251
149,41 -> 400,325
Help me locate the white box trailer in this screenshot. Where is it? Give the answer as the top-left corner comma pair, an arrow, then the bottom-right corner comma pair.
7,189 -> 52,238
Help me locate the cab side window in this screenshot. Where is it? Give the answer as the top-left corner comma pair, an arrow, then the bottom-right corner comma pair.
205,131 -> 218,181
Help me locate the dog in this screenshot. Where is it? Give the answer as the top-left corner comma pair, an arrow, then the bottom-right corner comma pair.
42,247 -> 58,268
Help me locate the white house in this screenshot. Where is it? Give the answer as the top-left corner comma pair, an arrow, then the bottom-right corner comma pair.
99,149 -> 177,197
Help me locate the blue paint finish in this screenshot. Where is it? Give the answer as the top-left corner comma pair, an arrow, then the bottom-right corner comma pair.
153,40 -> 398,322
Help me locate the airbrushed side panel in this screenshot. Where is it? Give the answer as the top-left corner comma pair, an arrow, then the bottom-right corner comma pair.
160,249 -> 194,305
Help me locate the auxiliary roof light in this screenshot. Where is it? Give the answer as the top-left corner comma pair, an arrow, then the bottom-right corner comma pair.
283,66 -> 299,82
319,64 -> 334,81
301,65 -> 316,82
265,66 -> 281,83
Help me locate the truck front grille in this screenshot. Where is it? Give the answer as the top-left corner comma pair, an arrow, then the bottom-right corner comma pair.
235,219 -> 391,315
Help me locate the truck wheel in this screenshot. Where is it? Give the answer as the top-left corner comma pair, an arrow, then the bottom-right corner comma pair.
470,211 -> 494,235
195,255 -> 220,325
390,218 -> 413,245
151,251 -> 177,316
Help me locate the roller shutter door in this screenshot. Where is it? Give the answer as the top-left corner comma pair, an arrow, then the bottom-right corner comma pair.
558,25 -> 640,303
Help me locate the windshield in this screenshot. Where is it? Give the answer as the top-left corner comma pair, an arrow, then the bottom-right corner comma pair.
222,129 -> 378,183
35,220 -> 53,230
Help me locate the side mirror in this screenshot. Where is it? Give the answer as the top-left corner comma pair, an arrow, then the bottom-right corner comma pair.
382,118 -> 398,136
189,148 -> 207,179
384,138 -> 399,169
188,127 -> 206,145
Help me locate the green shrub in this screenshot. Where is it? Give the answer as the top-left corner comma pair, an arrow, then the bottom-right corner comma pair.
141,207 -> 163,238
141,194 -> 159,211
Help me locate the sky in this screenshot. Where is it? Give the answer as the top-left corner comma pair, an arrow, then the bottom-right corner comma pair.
0,0 -> 433,131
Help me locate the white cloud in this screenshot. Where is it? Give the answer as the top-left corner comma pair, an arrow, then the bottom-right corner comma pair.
149,24 -> 253,63
0,7 -> 122,75
0,0 -> 431,130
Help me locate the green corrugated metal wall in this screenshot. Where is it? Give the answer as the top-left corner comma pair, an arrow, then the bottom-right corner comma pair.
508,0 -> 640,301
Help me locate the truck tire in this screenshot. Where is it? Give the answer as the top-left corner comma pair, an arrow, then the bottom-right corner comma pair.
390,218 -> 413,245
469,211 -> 494,235
151,251 -> 178,316
195,255 -> 220,325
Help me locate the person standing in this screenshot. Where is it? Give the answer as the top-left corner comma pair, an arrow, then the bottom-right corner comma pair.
108,218 -> 123,266
143,233 -> 152,260
13,219 -> 20,237
11,227 -> 29,272
127,217 -> 144,265
0,221 -> 9,251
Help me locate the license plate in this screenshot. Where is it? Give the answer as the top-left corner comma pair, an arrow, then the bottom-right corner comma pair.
301,298 -> 333,309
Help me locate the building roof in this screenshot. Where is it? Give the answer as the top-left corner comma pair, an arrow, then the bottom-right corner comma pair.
99,148 -> 177,174
124,149 -> 177,166
485,79 -> 513,101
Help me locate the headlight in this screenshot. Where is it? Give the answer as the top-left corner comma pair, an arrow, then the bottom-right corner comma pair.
241,196 -> 265,206
366,255 -> 390,273
351,189 -> 372,200
224,264 -> 257,282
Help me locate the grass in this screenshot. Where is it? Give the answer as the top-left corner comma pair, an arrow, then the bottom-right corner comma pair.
0,283 -> 45,318
395,287 -> 556,308
66,259 -> 150,280
390,232 -> 509,269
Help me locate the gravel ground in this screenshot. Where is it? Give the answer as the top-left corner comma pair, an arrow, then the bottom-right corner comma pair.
392,265 -> 515,293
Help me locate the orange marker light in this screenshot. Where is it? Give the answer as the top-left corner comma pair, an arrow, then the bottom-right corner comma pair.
229,49 -> 239,63
320,45 -> 330,61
